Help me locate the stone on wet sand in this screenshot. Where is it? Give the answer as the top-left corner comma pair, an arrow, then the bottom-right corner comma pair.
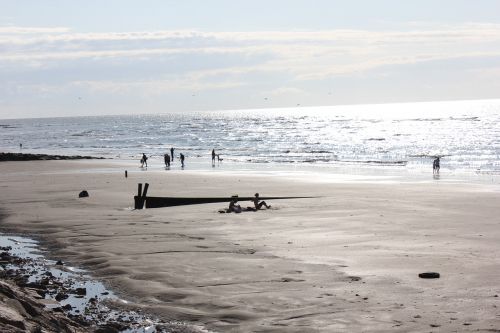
418,272 -> 440,279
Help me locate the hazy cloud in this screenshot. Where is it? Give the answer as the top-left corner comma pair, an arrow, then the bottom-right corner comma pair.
1,22 -> 500,117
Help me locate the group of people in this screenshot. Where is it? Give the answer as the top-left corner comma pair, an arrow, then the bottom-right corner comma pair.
228,193 -> 271,213
140,148 -> 185,168
141,148 -> 222,169
163,149 -> 185,168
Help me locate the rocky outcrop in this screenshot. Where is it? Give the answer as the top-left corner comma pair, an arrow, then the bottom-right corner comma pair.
0,280 -> 86,333
0,152 -> 104,162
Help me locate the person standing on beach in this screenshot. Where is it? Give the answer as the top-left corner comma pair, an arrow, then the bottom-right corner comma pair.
141,153 -> 148,167
212,149 -> 216,166
170,147 -> 175,163
433,157 -> 440,174
180,153 -> 185,168
164,153 -> 170,167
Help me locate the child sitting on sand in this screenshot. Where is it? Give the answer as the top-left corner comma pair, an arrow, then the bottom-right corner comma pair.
229,197 -> 242,213
253,193 -> 271,210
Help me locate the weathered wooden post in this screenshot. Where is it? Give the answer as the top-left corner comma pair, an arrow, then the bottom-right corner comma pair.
134,183 -> 150,209
134,183 -> 143,209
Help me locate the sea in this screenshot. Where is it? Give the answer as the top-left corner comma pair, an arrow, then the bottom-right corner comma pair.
1,99 -> 499,181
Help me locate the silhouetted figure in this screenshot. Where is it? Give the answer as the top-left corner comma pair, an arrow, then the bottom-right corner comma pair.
164,153 -> 170,167
217,154 -> 223,163
170,147 -> 174,163
140,153 -> 148,167
229,197 -> 242,213
433,157 -> 440,174
19,143 -> 22,150
253,193 -> 271,210
180,153 -> 185,168
212,149 -> 216,166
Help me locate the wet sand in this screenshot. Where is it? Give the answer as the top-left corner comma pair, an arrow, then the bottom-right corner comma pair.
1,159 -> 499,332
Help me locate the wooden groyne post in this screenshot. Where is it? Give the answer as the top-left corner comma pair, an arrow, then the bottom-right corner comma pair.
134,183 -> 149,209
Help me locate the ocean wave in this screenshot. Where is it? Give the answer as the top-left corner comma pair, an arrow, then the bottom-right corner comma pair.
449,116 -> 480,121
394,118 -> 444,122
339,160 -> 408,166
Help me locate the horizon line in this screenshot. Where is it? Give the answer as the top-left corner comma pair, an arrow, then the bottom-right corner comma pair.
1,97 -> 499,121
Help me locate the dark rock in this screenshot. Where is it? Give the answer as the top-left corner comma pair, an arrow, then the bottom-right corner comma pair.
55,260 -> 64,266
95,321 -> 129,333
78,191 -> 89,198
73,287 -> 86,296
62,304 -> 73,311
418,272 -> 440,279
348,276 -> 362,281
43,271 -> 53,277
55,293 -> 69,301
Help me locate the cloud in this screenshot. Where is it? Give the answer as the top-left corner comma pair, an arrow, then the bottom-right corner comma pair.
2,22 -> 500,105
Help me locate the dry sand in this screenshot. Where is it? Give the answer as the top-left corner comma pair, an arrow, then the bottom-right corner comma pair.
1,160 -> 499,332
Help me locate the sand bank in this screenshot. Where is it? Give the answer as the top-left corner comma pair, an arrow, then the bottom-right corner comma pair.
0,159 -> 499,332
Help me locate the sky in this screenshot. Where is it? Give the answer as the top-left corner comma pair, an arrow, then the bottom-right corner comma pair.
1,0 -> 500,118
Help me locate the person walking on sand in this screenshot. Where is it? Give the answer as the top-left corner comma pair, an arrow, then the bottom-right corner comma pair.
140,153 -> 148,168
170,147 -> 175,163
212,149 -> 216,166
180,153 -> 185,168
253,193 -> 271,210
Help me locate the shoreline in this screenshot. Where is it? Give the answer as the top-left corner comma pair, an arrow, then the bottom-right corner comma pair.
1,159 -> 500,331
2,151 -> 499,186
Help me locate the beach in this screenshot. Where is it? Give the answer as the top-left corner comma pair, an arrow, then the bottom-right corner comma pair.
1,159 -> 500,332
